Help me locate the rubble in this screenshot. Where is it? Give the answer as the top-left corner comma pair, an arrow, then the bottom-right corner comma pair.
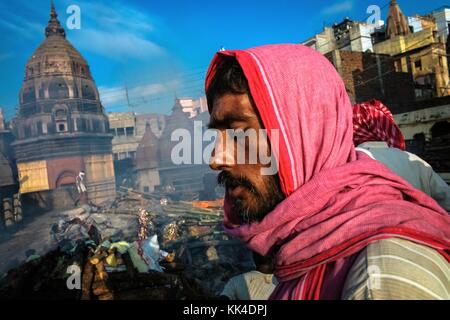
0,187 -> 254,299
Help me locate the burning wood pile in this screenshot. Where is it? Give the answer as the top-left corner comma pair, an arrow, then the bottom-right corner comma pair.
0,188 -> 253,299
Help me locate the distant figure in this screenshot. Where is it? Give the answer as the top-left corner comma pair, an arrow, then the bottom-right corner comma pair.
220,252 -> 278,300
353,100 -> 450,212
353,99 -> 405,150
75,171 -> 87,206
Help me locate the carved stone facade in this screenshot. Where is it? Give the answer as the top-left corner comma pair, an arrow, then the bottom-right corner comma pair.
386,0 -> 411,39
11,4 -> 115,210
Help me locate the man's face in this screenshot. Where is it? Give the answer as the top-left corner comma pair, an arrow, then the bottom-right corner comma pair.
208,93 -> 285,223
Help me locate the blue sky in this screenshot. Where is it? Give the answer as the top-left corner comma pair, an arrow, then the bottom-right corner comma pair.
0,0 -> 448,119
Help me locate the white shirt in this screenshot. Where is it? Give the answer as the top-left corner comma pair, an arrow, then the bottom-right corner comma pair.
356,141 -> 450,212
221,270 -> 278,300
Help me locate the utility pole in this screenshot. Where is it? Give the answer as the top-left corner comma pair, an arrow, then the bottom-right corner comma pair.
124,83 -> 136,114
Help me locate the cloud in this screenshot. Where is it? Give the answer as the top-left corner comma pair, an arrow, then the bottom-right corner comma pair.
0,0 -> 166,60
321,0 -> 353,16
0,14 -> 43,39
64,0 -> 164,60
75,1 -> 156,33
72,28 -> 164,60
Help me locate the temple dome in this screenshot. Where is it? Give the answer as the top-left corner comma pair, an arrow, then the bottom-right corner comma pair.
136,124 -> 160,170
18,2 -> 102,117
12,3 -> 111,153
386,0 -> 411,39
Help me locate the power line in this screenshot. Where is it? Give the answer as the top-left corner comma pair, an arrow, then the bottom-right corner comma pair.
104,84 -> 205,113
0,67 -> 208,114
99,81 -> 206,112
98,68 -> 207,95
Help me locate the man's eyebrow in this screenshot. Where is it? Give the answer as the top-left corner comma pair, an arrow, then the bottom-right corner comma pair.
208,113 -> 255,129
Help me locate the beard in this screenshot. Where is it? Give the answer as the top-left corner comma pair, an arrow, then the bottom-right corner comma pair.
218,170 -> 285,223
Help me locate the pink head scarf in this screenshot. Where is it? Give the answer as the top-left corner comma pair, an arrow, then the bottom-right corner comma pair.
205,44 -> 450,299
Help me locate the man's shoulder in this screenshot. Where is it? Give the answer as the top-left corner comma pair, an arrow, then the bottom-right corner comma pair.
228,271 -> 260,285
342,238 -> 450,300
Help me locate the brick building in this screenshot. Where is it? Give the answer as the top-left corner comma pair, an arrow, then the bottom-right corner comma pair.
325,50 -> 416,114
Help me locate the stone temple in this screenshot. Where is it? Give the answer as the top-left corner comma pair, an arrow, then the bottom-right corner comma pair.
11,4 -> 115,211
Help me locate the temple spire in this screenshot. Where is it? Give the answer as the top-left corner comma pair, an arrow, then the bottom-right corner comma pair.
45,1 -> 65,38
386,0 -> 410,38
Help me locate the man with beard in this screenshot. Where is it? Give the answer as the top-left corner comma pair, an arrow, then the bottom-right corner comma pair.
205,44 -> 450,300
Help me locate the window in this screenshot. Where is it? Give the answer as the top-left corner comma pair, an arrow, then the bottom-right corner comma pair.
81,82 -> 96,100
37,121 -> 43,135
57,123 -> 67,132
117,128 -> 126,136
126,127 -> 135,136
24,126 -> 32,138
414,59 -> 422,70
143,186 -> 150,193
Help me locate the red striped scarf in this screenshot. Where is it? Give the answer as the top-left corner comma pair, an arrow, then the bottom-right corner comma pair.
353,99 -> 406,150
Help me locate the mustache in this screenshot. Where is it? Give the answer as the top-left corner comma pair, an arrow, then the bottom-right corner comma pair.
217,171 -> 256,193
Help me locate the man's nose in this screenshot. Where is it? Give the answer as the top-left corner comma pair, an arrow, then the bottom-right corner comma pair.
209,130 -> 234,171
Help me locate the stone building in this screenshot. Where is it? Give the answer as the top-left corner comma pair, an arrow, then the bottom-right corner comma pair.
135,100 -> 214,197
108,112 -> 139,161
106,95 -> 210,194
431,6 -> 450,41
10,4 -> 115,211
304,1 -> 450,102
174,97 -> 208,118
302,18 -> 382,55
0,109 -> 17,207
394,96 -> 450,140
0,108 -> 14,164
135,123 -> 160,193
107,112 -> 166,162
385,0 -> 410,38
373,1 -> 450,99
107,112 -> 165,187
